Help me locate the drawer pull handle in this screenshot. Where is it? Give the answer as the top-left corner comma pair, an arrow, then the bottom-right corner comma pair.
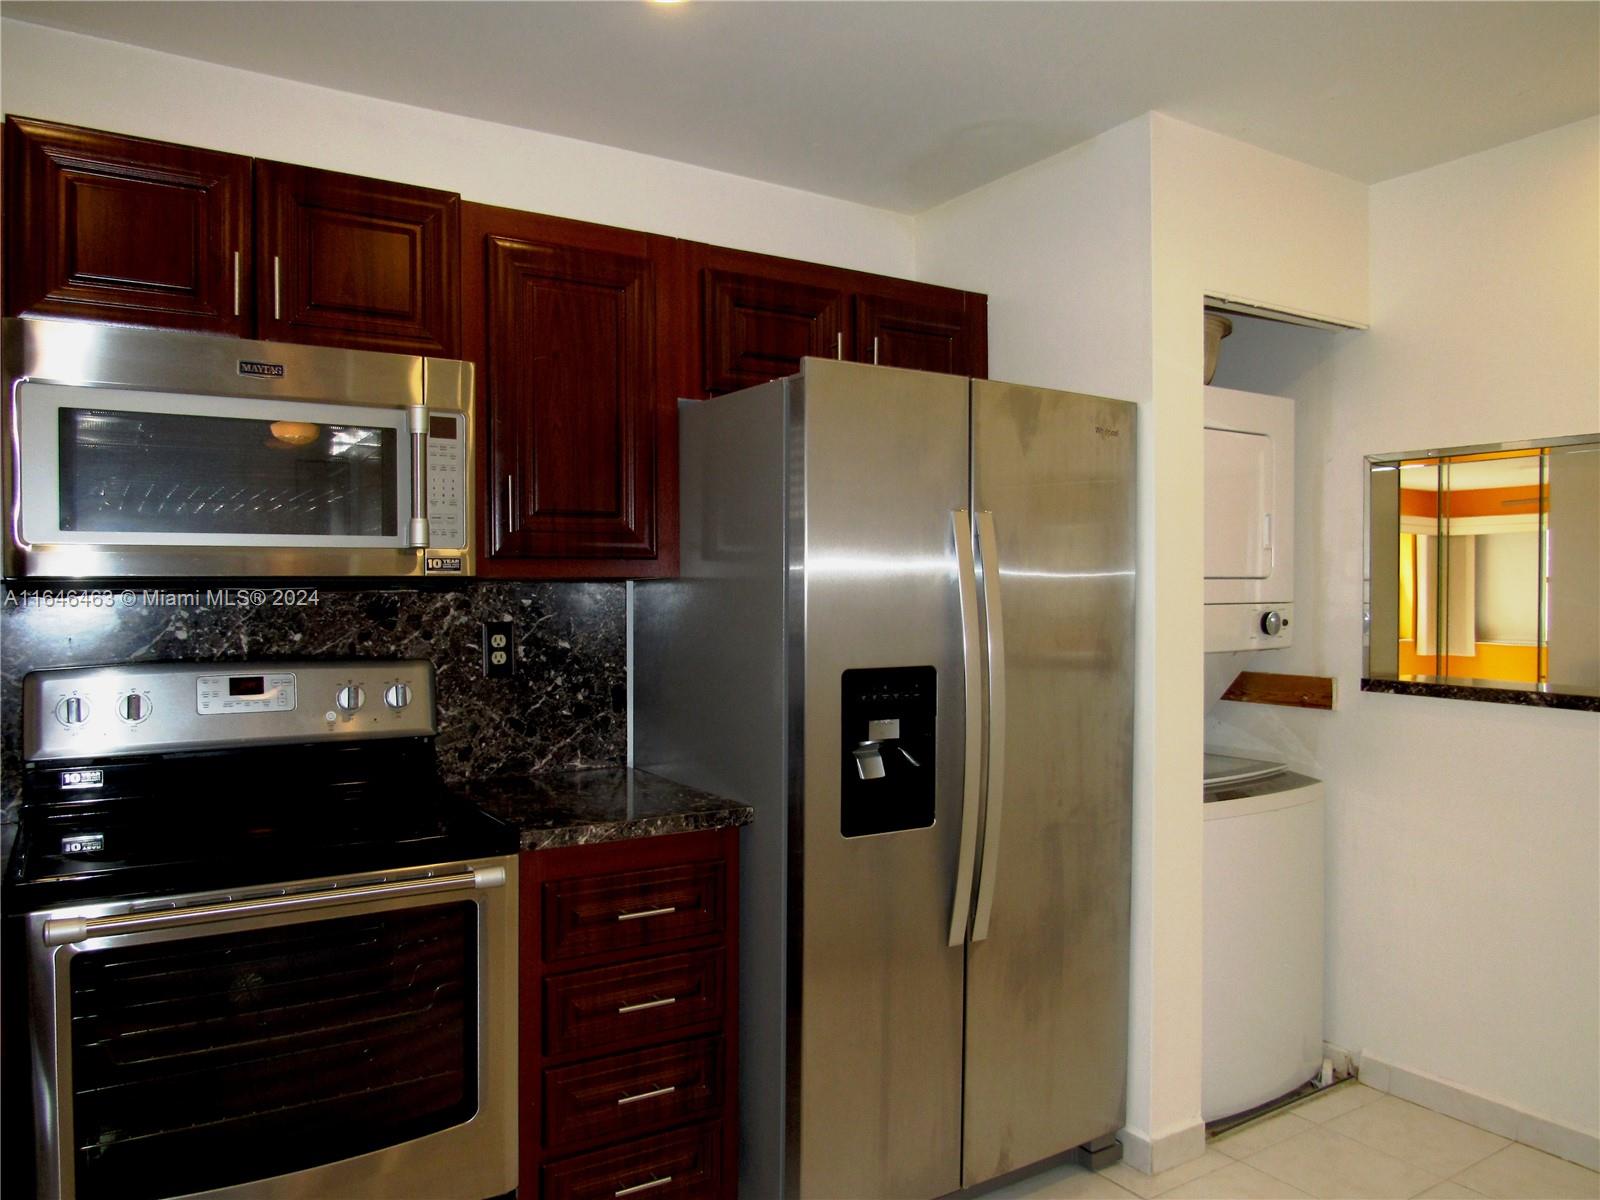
616,1176 -> 673,1197
617,995 -> 678,1015
617,1084 -> 677,1107
616,905 -> 677,922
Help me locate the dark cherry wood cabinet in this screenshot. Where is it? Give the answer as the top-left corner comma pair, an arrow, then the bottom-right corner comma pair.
686,242 -> 988,396
3,119 -> 462,355
521,829 -> 739,1200
4,116 -> 989,583
254,161 -> 459,355
701,264 -> 847,393
3,117 -> 253,335
463,203 -> 678,578
855,287 -> 987,378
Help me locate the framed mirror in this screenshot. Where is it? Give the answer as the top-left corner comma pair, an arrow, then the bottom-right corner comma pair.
1365,435 -> 1599,709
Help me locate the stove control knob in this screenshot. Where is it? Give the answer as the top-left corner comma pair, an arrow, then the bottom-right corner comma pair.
54,695 -> 90,727
117,692 -> 151,723
334,684 -> 366,714
383,682 -> 413,711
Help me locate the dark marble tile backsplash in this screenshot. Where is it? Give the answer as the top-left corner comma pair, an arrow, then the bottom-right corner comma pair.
1,583 -> 628,817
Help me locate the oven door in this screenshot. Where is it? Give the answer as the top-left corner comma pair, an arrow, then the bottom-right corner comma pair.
25,858 -> 517,1200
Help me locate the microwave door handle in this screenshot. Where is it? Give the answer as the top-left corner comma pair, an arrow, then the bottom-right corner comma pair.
948,508 -> 983,947
408,405 -> 429,548
971,510 -> 1007,943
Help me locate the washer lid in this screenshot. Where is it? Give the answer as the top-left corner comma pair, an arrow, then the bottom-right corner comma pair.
1203,750 -> 1287,789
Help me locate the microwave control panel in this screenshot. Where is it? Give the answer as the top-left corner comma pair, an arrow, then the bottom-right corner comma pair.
426,412 -> 466,549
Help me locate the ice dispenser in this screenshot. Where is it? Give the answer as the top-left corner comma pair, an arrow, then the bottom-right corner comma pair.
840,666 -> 936,837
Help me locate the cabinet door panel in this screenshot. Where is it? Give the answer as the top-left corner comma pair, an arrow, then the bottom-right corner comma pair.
855,291 -> 978,377
703,268 -> 845,393
542,949 -> 723,1057
255,161 -> 458,355
485,235 -> 655,561
543,1037 -> 723,1153
541,1121 -> 723,1200
4,117 -> 251,334
542,859 -> 726,962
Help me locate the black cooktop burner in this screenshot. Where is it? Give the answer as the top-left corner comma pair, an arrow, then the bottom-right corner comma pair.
5,738 -> 517,909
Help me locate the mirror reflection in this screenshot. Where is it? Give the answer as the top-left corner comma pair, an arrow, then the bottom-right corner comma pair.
1368,435 -> 1599,697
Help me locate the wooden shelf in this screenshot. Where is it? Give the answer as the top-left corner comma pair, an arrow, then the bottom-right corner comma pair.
1221,671 -> 1336,710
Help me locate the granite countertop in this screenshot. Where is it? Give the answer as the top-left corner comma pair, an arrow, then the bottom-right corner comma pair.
1361,675 -> 1600,712
455,767 -> 753,851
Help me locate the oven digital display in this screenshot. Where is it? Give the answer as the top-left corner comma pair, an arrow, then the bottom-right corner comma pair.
197,673 -> 296,715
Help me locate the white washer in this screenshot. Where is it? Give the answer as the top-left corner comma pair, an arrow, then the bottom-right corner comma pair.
1202,754 -> 1325,1122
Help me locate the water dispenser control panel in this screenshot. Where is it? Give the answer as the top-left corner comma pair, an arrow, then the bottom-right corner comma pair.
840,666 -> 936,838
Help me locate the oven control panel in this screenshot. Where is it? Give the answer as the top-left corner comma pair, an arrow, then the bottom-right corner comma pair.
197,672 -> 297,715
22,660 -> 436,763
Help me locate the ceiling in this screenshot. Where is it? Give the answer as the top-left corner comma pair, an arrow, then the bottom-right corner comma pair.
1399,457 -> 1544,492
3,1 -> 1595,213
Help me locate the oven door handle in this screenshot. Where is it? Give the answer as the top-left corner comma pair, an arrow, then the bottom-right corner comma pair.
41,866 -> 507,947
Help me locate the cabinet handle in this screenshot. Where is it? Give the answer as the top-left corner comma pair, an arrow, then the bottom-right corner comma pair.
232,251 -> 241,317
504,475 -> 518,533
873,335 -> 880,365
615,1177 -> 673,1197
836,331 -> 843,360
617,995 -> 678,1015
616,905 -> 677,922
617,1084 -> 677,1107
273,255 -> 282,321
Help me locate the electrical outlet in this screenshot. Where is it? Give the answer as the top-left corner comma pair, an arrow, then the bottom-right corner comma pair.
482,622 -> 514,679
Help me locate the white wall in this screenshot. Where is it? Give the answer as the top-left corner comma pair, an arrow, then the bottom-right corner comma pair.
1207,116 -> 1600,1162
1138,115 -> 1368,1169
1152,115 -> 1370,328
0,19 -> 916,276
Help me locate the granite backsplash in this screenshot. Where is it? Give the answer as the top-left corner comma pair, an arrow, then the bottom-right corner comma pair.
1,582 -> 628,818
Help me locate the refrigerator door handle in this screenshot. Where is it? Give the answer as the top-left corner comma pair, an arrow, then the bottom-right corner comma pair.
971,509 -> 1007,942
948,507 -> 984,948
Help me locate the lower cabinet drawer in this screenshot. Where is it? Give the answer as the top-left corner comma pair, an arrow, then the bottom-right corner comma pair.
544,1036 -> 723,1152
541,1120 -> 723,1200
544,949 -> 724,1057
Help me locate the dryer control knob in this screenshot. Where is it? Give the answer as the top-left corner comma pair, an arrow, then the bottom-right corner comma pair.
1260,610 -> 1285,636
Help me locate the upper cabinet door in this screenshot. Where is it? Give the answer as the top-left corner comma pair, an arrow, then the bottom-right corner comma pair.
854,291 -> 986,378
255,162 -> 459,356
701,268 -> 847,394
470,209 -> 660,567
4,117 -> 252,335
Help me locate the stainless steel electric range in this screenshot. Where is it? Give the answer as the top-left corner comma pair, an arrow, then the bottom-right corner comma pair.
2,659 -> 519,1200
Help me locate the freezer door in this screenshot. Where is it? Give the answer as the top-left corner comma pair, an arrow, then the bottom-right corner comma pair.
791,360 -> 970,1200
963,380 -> 1136,1187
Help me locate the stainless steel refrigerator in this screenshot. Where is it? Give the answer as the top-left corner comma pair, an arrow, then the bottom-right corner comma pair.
633,358 -> 1135,1199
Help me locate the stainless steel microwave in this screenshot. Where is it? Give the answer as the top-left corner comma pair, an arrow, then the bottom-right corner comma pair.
3,317 -> 475,578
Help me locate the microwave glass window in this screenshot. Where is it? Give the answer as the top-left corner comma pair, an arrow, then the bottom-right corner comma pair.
57,409 -> 399,538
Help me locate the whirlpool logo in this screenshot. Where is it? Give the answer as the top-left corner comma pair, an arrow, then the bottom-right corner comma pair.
1095,425 -> 1121,438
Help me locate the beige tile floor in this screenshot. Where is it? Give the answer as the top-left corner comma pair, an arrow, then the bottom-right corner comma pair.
968,1084 -> 1600,1200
